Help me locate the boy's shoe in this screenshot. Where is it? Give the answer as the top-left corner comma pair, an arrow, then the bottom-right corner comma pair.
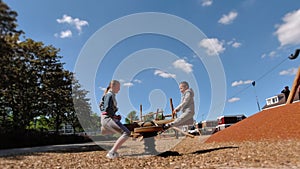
106,151 -> 119,159
162,124 -> 168,130
162,123 -> 173,130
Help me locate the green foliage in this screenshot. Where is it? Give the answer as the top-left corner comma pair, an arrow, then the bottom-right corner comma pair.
125,110 -> 139,124
0,0 -> 22,36
156,113 -> 164,120
0,1 -> 96,135
88,113 -> 101,131
143,112 -> 154,122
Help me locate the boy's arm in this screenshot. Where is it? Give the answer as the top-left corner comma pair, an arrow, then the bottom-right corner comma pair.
174,91 -> 192,112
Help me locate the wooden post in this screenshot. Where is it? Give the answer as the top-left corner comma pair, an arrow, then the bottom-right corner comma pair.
172,126 -> 195,138
130,113 -> 132,124
140,104 -> 143,121
287,66 -> 300,104
155,108 -> 159,120
170,98 -> 175,119
170,98 -> 178,139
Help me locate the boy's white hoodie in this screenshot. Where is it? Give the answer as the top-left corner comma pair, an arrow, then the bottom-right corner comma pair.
173,88 -> 195,126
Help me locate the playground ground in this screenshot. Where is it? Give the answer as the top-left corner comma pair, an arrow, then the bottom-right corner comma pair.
1,102 -> 300,168
0,135 -> 299,169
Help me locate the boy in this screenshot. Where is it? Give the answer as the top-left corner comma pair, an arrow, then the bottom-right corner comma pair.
164,81 -> 195,129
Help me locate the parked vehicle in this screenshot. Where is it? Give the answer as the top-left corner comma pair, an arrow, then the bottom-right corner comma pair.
187,123 -> 202,136
200,120 -> 218,135
213,114 -> 246,133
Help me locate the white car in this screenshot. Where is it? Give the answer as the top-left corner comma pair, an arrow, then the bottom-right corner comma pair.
213,114 -> 246,133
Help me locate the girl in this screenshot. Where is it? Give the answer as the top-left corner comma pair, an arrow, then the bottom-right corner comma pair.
100,80 -> 130,159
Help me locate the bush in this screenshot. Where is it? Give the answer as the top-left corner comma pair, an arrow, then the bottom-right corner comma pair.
0,130 -> 92,150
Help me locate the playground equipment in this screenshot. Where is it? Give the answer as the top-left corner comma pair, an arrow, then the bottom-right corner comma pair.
286,48 -> 300,104
286,65 -> 300,104
124,98 -> 194,140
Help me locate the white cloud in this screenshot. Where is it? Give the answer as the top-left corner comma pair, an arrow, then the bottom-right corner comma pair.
269,51 -> 276,57
201,0 -> 213,6
261,50 -> 277,59
154,70 -> 176,79
218,11 -> 238,25
261,53 -> 267,59
123,82 -> 134,87
228,97 -> 240,103
227,41 -> 233,45
56,14 -> 88,34
172,59 -> 193,73
275,9 -> 300,46
121,79 -> 142,87
232,42 -> 242,48
227,39 -> 242,48
55,30 -> 72,38
99,87 -> 106,91
199,38 -> 225,56
279,67 -> 298,76
119,79 -> 125,83
232,80 -> 253,87
133,79 -> 142,83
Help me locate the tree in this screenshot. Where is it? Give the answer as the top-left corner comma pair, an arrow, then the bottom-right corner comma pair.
8,38 -> 69,132
0,35 -> 76,132
70,78 -> 93,132
88,113 -> 101,133
0,0 -> 22,35
125,111 -> 139,124
143,112 -> 154,122
156,112 -> 164,120
0,0 -> 23,131
0,0 -> 94,136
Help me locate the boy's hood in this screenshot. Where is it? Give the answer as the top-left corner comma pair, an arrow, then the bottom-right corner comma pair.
185,88 -> 194,97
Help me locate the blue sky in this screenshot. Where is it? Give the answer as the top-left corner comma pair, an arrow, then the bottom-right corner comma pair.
5,0 -> 300,122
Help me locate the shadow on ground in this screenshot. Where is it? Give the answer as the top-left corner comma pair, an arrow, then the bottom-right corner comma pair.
118,144 -> 239,158
192,146 -> 239,154
50,145 -> 105,153
122,150 -> 181,157
157,151 -> 181,157
0,145 -> 105,159
155,146 -> 238,157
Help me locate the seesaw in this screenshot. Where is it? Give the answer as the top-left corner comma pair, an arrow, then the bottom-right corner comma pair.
124,98 -> 194,140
